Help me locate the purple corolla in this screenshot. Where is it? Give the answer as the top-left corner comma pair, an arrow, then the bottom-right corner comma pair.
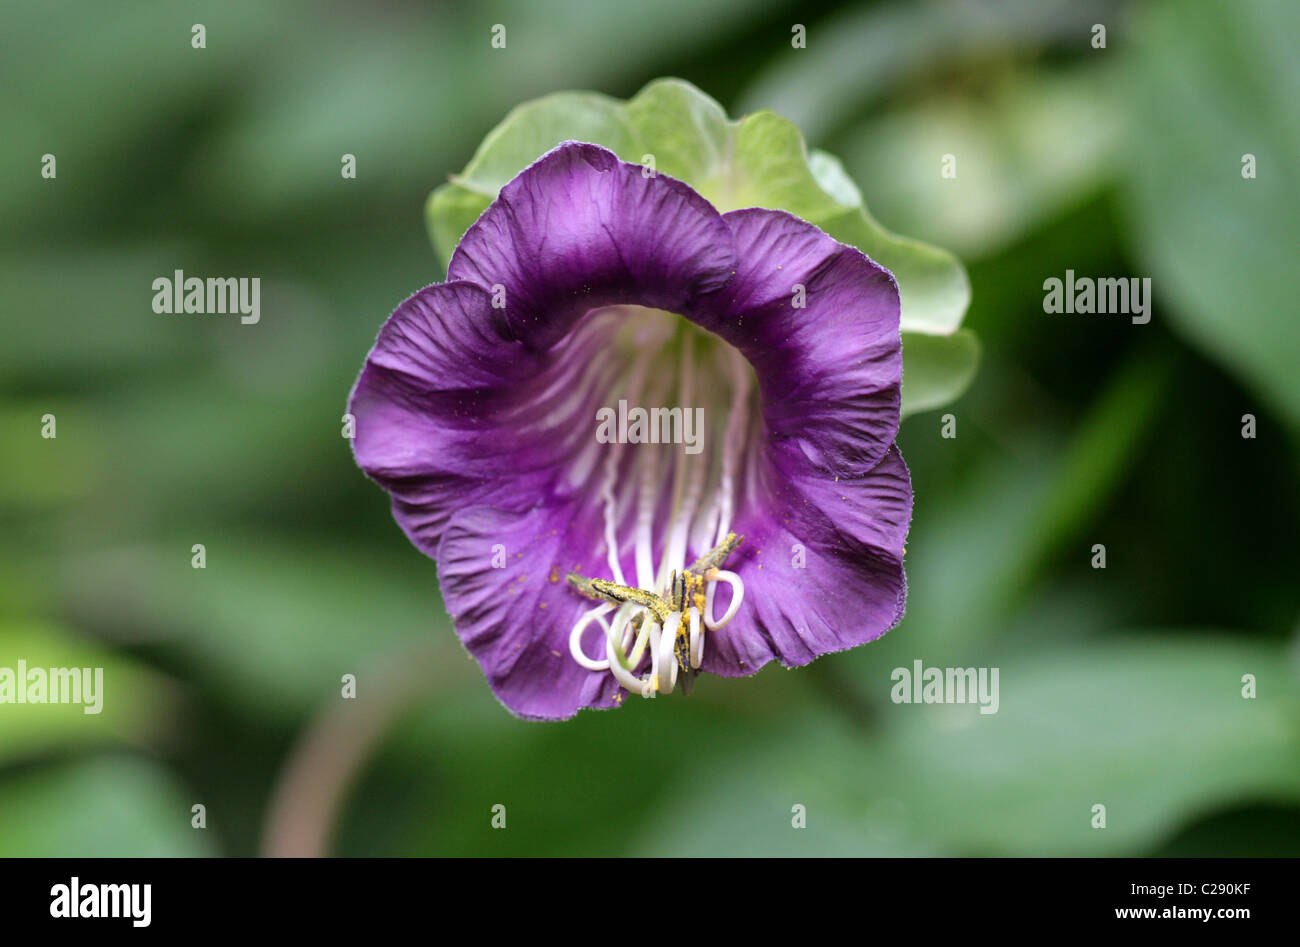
349,142 -> 911,720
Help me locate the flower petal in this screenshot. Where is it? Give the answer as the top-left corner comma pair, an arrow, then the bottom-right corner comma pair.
449,142 -> 737,350
703,446 -> 912,675
436,501 -> 625,720
349,281 -> 555,553
703,208 -> 903,477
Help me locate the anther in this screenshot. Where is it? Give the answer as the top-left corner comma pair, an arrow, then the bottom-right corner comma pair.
566,533 -> 744,698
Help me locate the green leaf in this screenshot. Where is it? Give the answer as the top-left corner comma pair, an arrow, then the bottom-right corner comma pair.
874,636 -> 1300,854
0,403 -> 97,508
811,174 -> 973,335
834,67 -> 1124,259
1122,0 -> 1300,432
884,350 -> 1173,656
56,539 -> 452,719
737,0 -> 1110,141
425,78 -> 976,412
427,91 -> 637,271
426,184 -> 492,275
454,92 -> 638,196
0,623 -> 172,765
900,329 -> 981,417
635,636 -> 1300,855
622,79 -> 732,190
631,712 -> 936,856
0,756 -> 215,857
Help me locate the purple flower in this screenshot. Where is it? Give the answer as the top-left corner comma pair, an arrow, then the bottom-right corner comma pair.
349,142 -> 911,720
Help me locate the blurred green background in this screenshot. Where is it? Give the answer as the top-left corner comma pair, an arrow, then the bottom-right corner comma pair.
2,0 -> 1298,857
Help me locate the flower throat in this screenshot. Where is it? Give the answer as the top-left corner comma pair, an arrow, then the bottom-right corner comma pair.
562,307 -> 754,698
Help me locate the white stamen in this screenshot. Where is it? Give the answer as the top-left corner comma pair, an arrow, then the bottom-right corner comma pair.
619,606 -> 653,669
633,444 -> 659,592
569,605 -> 614,670
658,611 -> 682,694
607,626 -> 654,697
703,568 -> 744,630
656,336 -> 704,591
688,606 -> 703,669
597,345 -> 657,586
713,346 -> 751,545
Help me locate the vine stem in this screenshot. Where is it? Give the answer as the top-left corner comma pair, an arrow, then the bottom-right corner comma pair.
260,637 -> 439,857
